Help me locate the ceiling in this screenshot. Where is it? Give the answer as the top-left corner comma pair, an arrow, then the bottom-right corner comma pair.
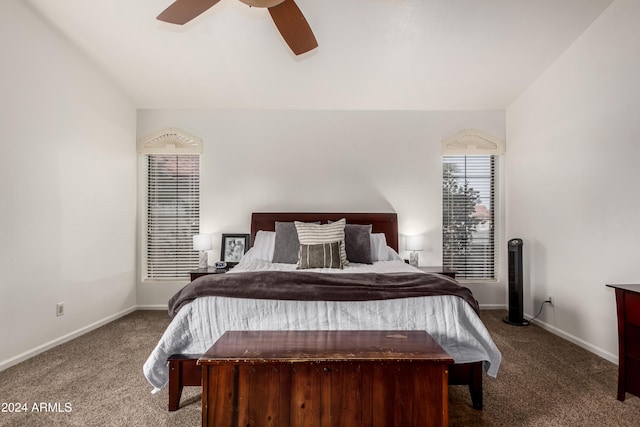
26,0 -> 613,110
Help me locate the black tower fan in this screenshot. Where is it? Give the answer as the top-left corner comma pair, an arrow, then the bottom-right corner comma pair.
503,238 -> 529,326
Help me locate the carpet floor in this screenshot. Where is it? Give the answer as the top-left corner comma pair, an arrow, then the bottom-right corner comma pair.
0,309 -> 639,426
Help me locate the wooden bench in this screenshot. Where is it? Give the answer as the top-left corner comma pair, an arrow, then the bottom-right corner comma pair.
198,330 -> 454,427
167,354 -> 202,411
167,351 -> 484,412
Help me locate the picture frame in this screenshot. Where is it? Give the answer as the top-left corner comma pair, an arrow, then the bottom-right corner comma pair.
220,234 -> 250,267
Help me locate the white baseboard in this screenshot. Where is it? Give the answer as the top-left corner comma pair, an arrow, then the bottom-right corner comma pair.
0,306 -> 137,372
136,304 -> 168,310
527,316 -> 618,365
482,305 -> 618,365
479,304 -> 507,310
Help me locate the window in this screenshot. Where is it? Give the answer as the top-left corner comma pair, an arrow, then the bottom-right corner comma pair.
442,155 -> 496,280
145,154 -> 200,280
138,127 -> 203,281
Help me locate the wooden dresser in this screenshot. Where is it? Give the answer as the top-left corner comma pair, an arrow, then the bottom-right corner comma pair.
198,330 -> 453,427
606,284 -> 640,401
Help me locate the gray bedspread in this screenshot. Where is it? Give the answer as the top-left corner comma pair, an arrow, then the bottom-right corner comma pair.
168,271 -> 479,317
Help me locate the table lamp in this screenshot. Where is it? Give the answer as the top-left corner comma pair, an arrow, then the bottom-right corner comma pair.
405,235 -> 424,268
193,234 -> 212,269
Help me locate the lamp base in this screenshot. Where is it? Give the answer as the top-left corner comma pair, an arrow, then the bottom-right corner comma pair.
409,252 -> 419,268
198,251 -> 208,269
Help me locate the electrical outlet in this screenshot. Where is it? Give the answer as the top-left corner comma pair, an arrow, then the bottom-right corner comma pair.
56,302 -> 65,317
546,294 -> 554,307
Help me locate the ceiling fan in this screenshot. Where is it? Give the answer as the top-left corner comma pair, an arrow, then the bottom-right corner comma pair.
157,0 -> 318,55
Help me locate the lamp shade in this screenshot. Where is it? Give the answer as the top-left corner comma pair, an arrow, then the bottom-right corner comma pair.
405,235 -> 424,251
193,234 -> 212,251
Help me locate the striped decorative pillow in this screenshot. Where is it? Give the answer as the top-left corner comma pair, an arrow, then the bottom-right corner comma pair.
297,242 -> 342,269
294,218 -> 349,266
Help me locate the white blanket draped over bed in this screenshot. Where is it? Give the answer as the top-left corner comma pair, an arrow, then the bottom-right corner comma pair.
143,260 -> 501,393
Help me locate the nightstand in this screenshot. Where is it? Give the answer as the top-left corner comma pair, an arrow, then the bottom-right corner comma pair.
190,267 -> 227,282
417,266 -> 457,279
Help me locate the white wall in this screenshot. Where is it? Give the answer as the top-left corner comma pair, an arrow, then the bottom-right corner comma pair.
0,0 -> 137,369
505,0 -> 640,362
136,109 -> 506,306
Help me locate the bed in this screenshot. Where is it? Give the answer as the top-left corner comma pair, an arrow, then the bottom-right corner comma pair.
143,212 -> 501,411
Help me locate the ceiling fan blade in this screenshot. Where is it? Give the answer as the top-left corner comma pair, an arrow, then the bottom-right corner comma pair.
268,0 -> 318,55
157,0 -> 222,25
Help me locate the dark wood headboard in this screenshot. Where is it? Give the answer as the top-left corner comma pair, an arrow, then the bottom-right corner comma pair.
250,212 -> 398,252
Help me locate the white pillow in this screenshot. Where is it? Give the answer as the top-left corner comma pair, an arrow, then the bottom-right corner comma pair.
370,233 -> 388,261
369,233 -> 403,261
386,246 -> 403,261
241,230 -> 275,262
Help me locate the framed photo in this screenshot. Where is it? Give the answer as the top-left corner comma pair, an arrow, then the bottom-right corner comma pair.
221,234 -> 250,267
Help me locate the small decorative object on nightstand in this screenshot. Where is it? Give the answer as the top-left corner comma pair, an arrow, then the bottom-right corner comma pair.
220,234 -> 250,268
192,234 -> 212,269
405,235 -> 424,267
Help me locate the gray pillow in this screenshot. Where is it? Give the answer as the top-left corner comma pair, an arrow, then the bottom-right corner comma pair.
327,221 -> 373,264
297,242 -> 343,269
272,222 -> 300,264
344,224 -> 373,264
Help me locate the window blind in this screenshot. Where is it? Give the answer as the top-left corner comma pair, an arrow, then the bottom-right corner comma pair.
442,155 -> 496,280
146,154 -> 200,280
